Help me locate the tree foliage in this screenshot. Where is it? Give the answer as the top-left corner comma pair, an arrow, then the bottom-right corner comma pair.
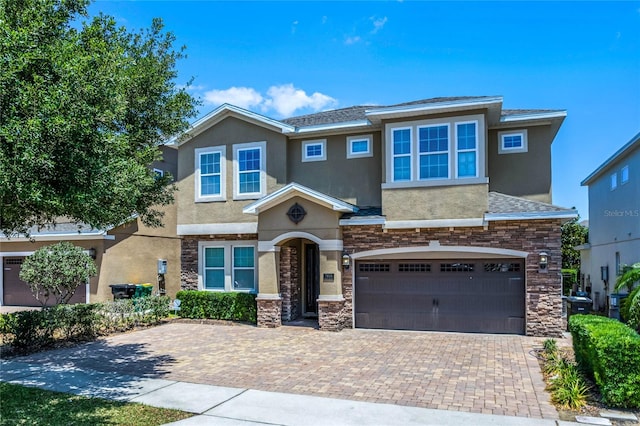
561,217 -> 588,270
615,262 -> 640,293
19,242 -> 97,306
0,0 -> 198,236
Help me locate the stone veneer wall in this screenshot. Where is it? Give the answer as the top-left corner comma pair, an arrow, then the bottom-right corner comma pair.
180,234 -> 258,290
257,298 -> 282,328
342,220 -> 563,337
318,299 -> 347,331
280,246 -> 300,321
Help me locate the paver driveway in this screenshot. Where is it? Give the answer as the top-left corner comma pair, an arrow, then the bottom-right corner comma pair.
13,321 -> 558,419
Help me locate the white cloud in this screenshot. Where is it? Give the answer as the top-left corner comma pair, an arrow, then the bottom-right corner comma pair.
202,86 -> 263,109
371,16 -> 388,34
202,84 -> 337,118
344,35 -> 361,45
264,84 -> 337,117
292,20 -> 299,34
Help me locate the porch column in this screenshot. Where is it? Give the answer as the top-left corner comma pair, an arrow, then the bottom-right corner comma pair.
317,249 -> 346,331
256,249 -> 282,328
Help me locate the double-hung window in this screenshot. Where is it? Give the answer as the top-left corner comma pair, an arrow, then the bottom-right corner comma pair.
385,114 -> 485,187
200,242 -> 257,292
456,122 -> 477,178
233,141 -> 266,200
621,165 -> 629,185
195,146 -> 226,202
392,128 -> 412,181
418,125 -> 449,179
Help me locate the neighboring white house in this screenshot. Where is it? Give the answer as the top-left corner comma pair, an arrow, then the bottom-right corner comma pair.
577,131 -> 640,312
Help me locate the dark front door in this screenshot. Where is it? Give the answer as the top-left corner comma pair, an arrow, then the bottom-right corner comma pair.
354,259 -> 525,334
304,244 -> 320,315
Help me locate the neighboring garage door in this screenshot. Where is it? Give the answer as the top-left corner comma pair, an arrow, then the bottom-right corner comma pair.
354,259 -> 525,334
3,257 -> 86,306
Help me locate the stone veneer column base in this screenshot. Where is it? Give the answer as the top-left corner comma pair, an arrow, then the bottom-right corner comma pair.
256,297 -> 282,328
318,299 -> 346,331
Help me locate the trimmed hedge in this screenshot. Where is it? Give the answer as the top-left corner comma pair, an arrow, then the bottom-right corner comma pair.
569,314 -> 640,408
175,291 -> 257,323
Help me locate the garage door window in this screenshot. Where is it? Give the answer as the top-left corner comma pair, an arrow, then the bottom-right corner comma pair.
484,263 -> 521,272
440,263 -> 474,272
359,263 -> 390,272
398,263 -> 431,272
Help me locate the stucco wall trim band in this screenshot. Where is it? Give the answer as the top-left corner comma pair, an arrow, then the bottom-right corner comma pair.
177,223 -> 258,235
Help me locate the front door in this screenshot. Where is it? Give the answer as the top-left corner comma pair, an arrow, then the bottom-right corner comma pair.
304,244 -> 320,315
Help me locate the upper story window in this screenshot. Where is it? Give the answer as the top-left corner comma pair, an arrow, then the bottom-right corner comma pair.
384,114 -> 485,189
195,146 -> 226,202
456,122 -> 477,178
498,129 -> 528,154
610,172 -> 617,190
392,128 -> 412,181
418,125 -> 449,179
621,165 -> 629,185
302,139 -> 326,162
233,141 -> 266,200
347,135 -> 373,159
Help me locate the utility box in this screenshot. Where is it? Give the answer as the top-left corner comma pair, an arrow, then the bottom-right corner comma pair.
157,259 -> 167,274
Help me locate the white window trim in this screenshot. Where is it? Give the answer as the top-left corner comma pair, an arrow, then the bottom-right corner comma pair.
233,141 -> 266,200
455,120 -> 479,179
391,127 -> 413,181
385,114 -> 485,188
346,135 -> 373,159
621,165 -> 629,185
610,172 -> 618,190
195,146 -> 226,203
498,129 -> 528,154
302,139 -> 327,162
153,168 -> 164,177
417,123 -> 451,180
198,241 -> 258,293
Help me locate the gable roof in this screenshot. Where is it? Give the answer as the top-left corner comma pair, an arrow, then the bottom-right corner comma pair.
581,131 -> 640,186
177,96 -> 566,142
243,182 -> 358,215
176,103 -> 295,146
1,221 -> 112,242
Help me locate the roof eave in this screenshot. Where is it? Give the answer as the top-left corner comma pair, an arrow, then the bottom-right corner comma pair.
581,131 -> 640,186
243,183 -> 358,215
484,210 -> 578,221
178,104 -> 295,146
365,96 -> 503,123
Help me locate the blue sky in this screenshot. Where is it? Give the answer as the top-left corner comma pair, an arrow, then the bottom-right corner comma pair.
89,1 -> 640,219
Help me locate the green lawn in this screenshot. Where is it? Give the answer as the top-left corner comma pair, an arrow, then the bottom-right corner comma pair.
0,382 -> 193,425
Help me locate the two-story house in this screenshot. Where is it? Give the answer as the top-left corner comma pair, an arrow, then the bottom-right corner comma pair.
175,96 -> 576,337
0,146 -> 181,307
577,132 -> 640,312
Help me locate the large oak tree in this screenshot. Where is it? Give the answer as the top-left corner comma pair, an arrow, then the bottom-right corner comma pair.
0,0 -> 198,236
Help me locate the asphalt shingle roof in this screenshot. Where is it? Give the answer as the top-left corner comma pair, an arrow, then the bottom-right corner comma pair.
281,97 -> 564,128
487,192 -> 572,214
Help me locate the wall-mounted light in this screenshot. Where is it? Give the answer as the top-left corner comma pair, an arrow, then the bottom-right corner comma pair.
88,248 -> 97,260
342,252 -> 351,269
539,251 -> 548,271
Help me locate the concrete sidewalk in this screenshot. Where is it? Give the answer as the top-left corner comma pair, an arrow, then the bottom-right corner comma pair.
1,359 -> 578,426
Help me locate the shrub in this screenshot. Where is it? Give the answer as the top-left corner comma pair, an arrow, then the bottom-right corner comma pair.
620,286 -> 640,332
569,314 -> 640,408
19,242 -> 97,306
0,296 -> 171,352
175,291 -> 257,323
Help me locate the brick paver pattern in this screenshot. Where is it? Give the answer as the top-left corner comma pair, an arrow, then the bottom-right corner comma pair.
15,322 -> 558,419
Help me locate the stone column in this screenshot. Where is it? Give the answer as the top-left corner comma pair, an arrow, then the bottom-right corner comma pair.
256,249 -> 282,328
317,250 -> 346,331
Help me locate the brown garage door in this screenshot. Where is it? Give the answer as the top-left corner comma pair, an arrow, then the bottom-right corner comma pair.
354,259 -> 525,334
3,257 -> 87,306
